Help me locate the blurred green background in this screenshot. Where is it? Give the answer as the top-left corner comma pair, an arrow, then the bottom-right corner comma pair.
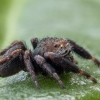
0,0 -> 100,100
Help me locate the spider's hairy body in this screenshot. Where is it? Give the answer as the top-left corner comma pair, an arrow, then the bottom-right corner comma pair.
0,37 -> 100,89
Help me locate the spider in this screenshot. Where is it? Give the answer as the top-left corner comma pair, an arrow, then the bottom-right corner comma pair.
0,37 -> 100,89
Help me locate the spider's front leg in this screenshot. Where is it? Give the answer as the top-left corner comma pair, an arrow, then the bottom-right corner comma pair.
44,52 -> 97,83
34,55 -> 65,88
67,39 -> 100,66
24,50 -> 39,89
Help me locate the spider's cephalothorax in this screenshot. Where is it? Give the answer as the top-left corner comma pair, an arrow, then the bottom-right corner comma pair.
0,37 -> 100,88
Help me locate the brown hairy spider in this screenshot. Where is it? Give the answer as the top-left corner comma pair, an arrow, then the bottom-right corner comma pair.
0,37 -> 100,88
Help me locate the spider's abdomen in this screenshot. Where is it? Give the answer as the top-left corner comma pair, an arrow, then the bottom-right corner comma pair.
0,55 -> 23,77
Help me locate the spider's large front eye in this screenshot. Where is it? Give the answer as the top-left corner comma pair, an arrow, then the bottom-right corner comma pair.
54,44 -> 60,47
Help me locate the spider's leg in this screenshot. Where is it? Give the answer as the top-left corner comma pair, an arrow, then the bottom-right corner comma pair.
67,39 -> 100,66
24,50 -> 39,89
34,55 -> 65,88
0,49 -> 23,64
31,38 -> 38,49
44,52 -> 97,83
0,40 -> 24,56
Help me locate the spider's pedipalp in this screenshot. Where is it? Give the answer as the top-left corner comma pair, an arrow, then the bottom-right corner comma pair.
24,50 -> 39,89
34,55 -> 65,88
44,52 -> 97,83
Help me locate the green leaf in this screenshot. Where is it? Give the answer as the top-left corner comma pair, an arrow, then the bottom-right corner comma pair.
0,0 -> 100,100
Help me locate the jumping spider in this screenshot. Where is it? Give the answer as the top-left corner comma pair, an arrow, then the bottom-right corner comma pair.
0,37 -> 100,88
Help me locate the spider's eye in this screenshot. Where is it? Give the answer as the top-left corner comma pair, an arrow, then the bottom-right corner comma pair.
54,44 -> 59,47
54,44 -> 58,47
